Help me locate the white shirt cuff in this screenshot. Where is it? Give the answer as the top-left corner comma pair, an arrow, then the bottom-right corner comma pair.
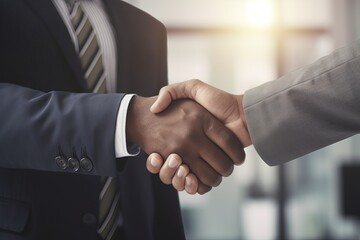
115,94 -> 140,158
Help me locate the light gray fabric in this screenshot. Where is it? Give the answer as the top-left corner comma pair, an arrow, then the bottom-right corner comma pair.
243,40 -> 360,166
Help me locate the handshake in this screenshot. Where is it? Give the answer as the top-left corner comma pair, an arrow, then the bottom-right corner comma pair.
126,79 -> 252,195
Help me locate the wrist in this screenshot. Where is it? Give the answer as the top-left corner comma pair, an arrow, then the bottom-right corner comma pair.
236,95 -> 247,129
126,95 -> 158,146
126,95 -> 144,145
236,95 -> 252,147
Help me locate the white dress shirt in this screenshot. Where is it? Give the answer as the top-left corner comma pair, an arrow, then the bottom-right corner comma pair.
52,0 -> 139,158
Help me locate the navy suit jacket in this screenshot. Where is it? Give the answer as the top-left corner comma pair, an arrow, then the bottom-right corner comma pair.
0,0 -> 185,239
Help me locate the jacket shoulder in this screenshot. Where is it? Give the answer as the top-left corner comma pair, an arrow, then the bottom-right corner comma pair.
116,1 -> 167,35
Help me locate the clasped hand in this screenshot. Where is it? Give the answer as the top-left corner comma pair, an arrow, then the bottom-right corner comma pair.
127,80 -> 251,195
126,93 -> 245,194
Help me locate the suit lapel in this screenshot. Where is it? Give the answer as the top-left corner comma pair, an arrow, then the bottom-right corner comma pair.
23,0 -> 88,91
103,0 -> 168,97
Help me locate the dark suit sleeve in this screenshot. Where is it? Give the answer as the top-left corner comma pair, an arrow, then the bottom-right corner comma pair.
0,83 -> 124,176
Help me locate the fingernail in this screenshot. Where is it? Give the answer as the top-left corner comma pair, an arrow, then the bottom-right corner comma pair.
168,156 -> 179,168
186,177 -> 192,187
150,156 -> 161,167
177,166 -> 185,177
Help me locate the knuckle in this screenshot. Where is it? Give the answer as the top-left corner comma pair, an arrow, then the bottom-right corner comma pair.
190,79 -> 202,86
189,109 -> 203,121
159,85 -> 169,93
206,120 -> 215,132
205,118 -> 220,136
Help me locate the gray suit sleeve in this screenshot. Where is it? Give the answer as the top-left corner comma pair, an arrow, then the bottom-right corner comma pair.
0,83 -> 124,176
243,40 -> 360,166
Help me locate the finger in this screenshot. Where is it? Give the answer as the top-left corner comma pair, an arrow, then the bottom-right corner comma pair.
199,139 -> 234,177
150,79 -> 202,113
184,173 -> 198,195
146,153 -> 164,174
204,117 -> 246,166
159,154 -> 182,185
172,164 -> 190,192
197,181 -> 212,195
184,156 -> 222,187
150,88 -> 173,113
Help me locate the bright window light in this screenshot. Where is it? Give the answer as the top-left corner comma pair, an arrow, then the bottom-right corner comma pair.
243,0 -> 275,28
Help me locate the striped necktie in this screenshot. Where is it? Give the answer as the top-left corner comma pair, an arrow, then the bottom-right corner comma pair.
67,2 -> 122,239
69,1 -> 106,93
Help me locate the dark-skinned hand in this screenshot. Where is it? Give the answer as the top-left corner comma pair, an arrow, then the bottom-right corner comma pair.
126,96 -> 245,194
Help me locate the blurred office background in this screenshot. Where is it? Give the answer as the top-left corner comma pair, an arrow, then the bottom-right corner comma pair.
125,0 -> 360,239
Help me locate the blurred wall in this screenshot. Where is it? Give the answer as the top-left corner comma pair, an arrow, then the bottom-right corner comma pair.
124,1 -> 360,239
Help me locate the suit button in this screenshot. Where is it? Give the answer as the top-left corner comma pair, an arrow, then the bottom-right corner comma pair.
80,158 -> 93,172
55,156 -> 68,170
82,213 -> 96,225
68,157 -> 80,171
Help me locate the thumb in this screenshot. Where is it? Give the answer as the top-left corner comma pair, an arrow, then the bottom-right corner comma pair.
150,80 -> 199,113
150,88 -> 173,113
